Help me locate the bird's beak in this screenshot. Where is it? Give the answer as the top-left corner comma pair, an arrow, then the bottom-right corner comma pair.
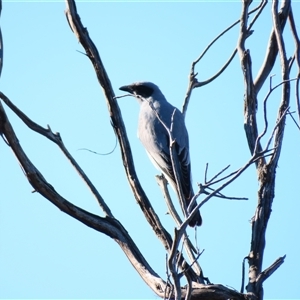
119,85 -> 133,94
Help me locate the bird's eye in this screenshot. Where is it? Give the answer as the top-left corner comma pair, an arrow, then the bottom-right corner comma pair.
135,85 -> 154,98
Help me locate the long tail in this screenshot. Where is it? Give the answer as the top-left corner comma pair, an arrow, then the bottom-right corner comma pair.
187,199 -> 202,227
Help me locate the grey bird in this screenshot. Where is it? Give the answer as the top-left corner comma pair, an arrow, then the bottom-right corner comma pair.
119,81 -> 202,227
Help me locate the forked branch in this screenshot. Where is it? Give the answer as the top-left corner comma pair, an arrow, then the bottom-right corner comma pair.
182,0 -> 267,118
65,0 -> 176,256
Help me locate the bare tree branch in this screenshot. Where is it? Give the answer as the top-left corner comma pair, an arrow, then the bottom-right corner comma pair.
168,230 -> 182,300
194,50 -> 237,89
287,109 -> 300,131
182,0 -> 267,118
156,175 -> 184,227
247,0 -> 267,32
254,0 -> 291,94
189,0 -> 264,69
237,0 -> 266,172
240,256 -> 249,293
156,175 -> 204,281
245,1 -> 291,299
64,0 -> 176,255
204,164 -> 231,185
1,0 -> 297,298
182,47 -> 237,119
187,150 -> 265,230
0,92 -> 114,216
65,0 -> 205,289
254,78 -> 297,154
0,88 -> 245,299
183,261 -> 193,300
147,89 -> 271,298
256,255 -> 286,287
0,99 -> 170,298
269,0 -> 290,167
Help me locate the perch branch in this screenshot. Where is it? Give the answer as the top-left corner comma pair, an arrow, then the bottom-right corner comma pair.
0,99 -> 170,299
156,174 -> 184,228
156,175 -> 204,280
65,0 -> 176,256
65,0 -> 206,286
143,101 -> 206,284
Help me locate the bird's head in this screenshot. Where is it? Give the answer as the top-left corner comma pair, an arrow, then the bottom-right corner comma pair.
119,82 -> 165,103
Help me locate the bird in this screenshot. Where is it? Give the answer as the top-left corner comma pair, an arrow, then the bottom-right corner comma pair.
119,81 -> 202,227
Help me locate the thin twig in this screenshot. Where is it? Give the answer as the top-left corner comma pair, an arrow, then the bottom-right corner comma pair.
204,163 -> 208,183
194,49 -> 238,89
253,78 -> 297,155
192,1 -> 263,67
180,146 -> 266,235
179,249 -> 204,279
156,175 -> 183,227
240,256 -> 249,293
265,106 -> 290,152
182,1 -> 266,118
247,0 -> 268,32
205,164 -> 231,184
203,168 -> 239,187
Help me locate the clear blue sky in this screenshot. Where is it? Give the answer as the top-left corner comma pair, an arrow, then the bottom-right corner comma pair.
0,1 -> 299,299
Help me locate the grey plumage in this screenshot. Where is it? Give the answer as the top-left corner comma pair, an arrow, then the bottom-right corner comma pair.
119,81 -> 202,227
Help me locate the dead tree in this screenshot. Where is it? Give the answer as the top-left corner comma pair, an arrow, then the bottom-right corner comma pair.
0,0 -> 299,299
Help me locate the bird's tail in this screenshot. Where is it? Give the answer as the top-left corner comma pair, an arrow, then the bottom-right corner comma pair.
188,200 -> 202,227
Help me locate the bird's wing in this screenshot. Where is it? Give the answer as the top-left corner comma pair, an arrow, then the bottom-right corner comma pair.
149,141 -> 193,203
173,142 -> 193,202
139,101 -> 193,201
